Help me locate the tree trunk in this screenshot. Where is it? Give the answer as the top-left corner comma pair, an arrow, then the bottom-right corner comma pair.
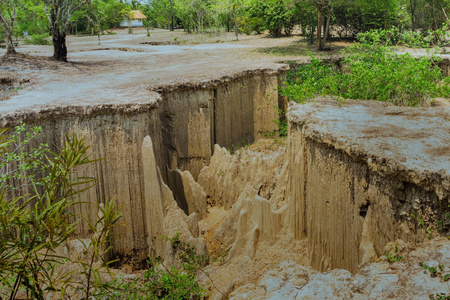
5,29 -> 16,55
0,14 -> 16,55
309,25 -> 316,45
410,0 -> 416,31
322,6 -> 332,49
234,15 -> 239,41
52,29 -> 67,61
170,1 -> 174,31
316,4 -> 324,51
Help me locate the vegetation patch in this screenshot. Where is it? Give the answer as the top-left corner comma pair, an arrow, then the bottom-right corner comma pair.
23,34 -> 51,46
282,44 -> 450,106
99,234 -> 209,299
357,23 -> 450,48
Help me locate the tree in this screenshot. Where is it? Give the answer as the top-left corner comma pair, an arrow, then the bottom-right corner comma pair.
148,0 -> 173,29
168,0 -> 175,30
294,0 -> 316,43
244,0 -> 293,37
176,0 -> 195,33
306,0 -> 336,50
42,0 -> 90,61
0,0 -> 23,55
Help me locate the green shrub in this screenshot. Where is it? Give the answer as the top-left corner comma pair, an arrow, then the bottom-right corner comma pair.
273,108 -> 287,137
0,125 -> 120,300
100,234 -> 207,299
246,0 -> 294,37
357,24 -> 450,48
282,45 -> 450,106
23,33 -> 51,45
238,16 -> 264,35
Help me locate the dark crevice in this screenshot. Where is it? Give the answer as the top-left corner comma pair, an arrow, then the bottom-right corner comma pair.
359,202 -> 370,218
212,88 -> 217,154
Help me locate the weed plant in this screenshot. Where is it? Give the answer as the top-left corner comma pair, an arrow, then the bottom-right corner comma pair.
385,245 -> 403,264
226,138 -> 250,154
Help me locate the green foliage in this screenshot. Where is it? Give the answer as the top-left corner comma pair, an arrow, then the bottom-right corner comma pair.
226,138 -> 249,154
385,245 -> 403,263
282,44 -> 450,106
245,0 -> 295,37
23,33 -> 51,45
238,16 -> 264,35
16,1 -> 49,36
429,293 -> 450,300
262,0 -> 288,36
357,24 -> 450,48
0,125 -> 121,300
421,262 -> 450,283
100,234 -> 207,299
0,129 -> 95,299
0,125 -> 48,191
273,107 -> 287,137
2,0 -> 449,49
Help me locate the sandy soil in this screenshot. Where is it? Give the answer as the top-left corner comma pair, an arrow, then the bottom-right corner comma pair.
0,28 -> 325,115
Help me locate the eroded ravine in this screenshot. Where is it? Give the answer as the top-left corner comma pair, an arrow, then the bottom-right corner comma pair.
0,68 -> 286,265
1,61 -> 450,298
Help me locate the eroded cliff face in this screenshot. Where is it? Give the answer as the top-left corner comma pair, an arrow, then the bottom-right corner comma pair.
190,98 -> 449,298
0,104 -> 166,263
0,69 -> 283,265
286,98 -> 449,273
156,70 -> 281,180
199,96 -> 450,277
1,61 -> 449,295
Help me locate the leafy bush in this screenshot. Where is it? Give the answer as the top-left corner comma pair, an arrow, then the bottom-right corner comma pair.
245,0 -> 295,37
0,125 -> 47,191
23,33 -> 51,45
282,45 -> 450,106
357,24 -> 450,48
263,0 -> 288,37
238,16 -> 264,35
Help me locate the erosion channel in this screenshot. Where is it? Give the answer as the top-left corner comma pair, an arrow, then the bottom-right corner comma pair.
1,62 -> 449,299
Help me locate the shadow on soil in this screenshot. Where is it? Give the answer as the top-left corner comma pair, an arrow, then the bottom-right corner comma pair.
255,38 -> 349,57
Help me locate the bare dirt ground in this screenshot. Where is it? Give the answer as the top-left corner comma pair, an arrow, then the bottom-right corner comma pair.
0,28 -> 342,115
2,28 -> 448,115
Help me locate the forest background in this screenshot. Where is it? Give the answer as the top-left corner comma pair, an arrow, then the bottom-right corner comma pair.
1,0 -> 449,60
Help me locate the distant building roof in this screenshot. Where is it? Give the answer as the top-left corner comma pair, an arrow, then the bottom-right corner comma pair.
129,10 -> 147,19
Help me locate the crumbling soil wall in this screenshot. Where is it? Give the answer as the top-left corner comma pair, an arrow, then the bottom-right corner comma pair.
156,70 -> 281,180
0,70 -> 283,263
287,98 -> 450,273
1,62 -> 448,275
0,104 -> 165,263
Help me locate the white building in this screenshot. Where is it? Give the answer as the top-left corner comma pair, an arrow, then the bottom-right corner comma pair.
120,10 -> 147,28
